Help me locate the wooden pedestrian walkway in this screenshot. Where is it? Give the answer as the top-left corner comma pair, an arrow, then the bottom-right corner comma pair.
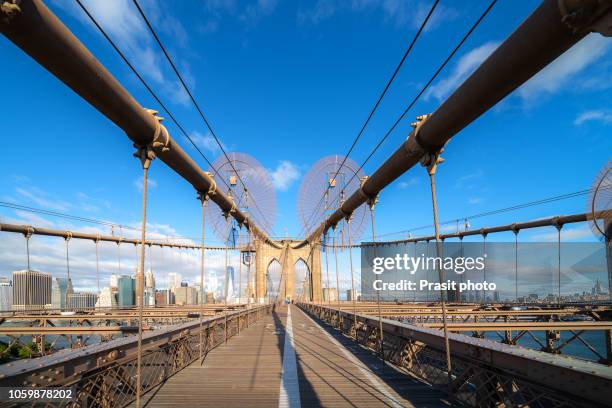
139,304 -> 448,407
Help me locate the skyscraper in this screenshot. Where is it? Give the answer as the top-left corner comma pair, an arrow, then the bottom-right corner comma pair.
110,274 -> 118,291
51,277 -> 74,311
226,266 -> 235,301
96,287 -> 118,308
67,292 -> 97,309
155,289 -> 172,306
144,287 -> 155,306
323,287 -> 338,302
167,272 -> 182,290
174,286 -> 197,305
117,275 -> 135,307
0,277 -> 12,312
145,269 -> 155,289
12,270 -> 52,310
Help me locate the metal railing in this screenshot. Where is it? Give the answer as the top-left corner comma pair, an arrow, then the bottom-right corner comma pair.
299,303 -> 612,408
0,304 -> 271,407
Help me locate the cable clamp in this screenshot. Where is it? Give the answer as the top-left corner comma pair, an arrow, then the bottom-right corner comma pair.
24,226 -> 34,240
559,0 -> 612,36
1,1 -> 21,23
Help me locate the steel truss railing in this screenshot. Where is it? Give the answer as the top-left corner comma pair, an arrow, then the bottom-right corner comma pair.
299,303 -> 612,408
0,305 -> 271,408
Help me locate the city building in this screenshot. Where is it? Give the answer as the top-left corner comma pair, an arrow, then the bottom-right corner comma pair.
144,287 -> 155,306
174,286 -> 197,305
592,279 -> 606,295
67,292 -> 97,309
12,270 -> 52,310
0,277 -> 12,312
323,287 -> 338,302
117,275 -> 135,307
110,274 -> 118,291
155,289 -> 172,306
346,289 -> 358,302
145,269 -> 155,289
167,272 -> 182,290
96,287 -> 117,308
226,266 -> 235,300
51,277 -> 74,310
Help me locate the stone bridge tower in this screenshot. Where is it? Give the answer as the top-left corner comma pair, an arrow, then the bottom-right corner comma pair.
253,239 -> 322,302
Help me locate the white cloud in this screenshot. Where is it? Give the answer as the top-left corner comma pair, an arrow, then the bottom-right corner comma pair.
574,110 -> 612,126
0,216 -> 233,291
15,187 -> 72,212
189,131 -> 221,154
530,225 -> 594,242
269,161 -> 301,191
468,197 -> 482,204
133,176 -> 158,192
518,34 -> 612,101
298,0 -> 337,24
49,0 -> 192,106
426,41 -> 500,101
398,177 -> 418,189
240,0 -> 279,24
299,0 -> 455,29
454,169 -> 483,189
202,0 -> 278,30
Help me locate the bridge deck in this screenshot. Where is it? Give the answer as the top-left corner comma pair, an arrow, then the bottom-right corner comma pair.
139,304 -> 448,408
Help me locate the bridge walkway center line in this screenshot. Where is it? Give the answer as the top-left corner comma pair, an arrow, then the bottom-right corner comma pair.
136,304 -> 448,407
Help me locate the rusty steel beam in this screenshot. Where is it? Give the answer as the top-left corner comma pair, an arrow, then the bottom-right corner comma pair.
361,212 -> 593,246
0,222 -> 237,250
421,321 -> 612,331
351,309 -> 606,317
301,303 -> 612,406
0,0 -> 280,249
1,304 -> 244,316
0,326 -> 139,335
2,313 -> 214,322
298,0 -> 612,247
0,305 -> 271,386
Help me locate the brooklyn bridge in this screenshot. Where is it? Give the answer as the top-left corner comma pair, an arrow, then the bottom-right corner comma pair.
0,0 -> 611,407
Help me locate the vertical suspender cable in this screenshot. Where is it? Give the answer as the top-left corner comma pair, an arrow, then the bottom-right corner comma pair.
426,152 -> 453,386
557,224 -> 562,306
346,217 -> 357,336
482,233 -> 487,303
333,227 -> 341,327
135,142 -> 154,408
514,229 -> 519,302
368,203 -> 385,365
224,216 -> 230,343
247,229 -> 252,308
198,193 -> 209,362
117,242 -> 122,274
95,238 -> 100,294
65,234 -> 71,281
238,239 -> 242,333
324,232 -> 332,315
25,230 -> 32,271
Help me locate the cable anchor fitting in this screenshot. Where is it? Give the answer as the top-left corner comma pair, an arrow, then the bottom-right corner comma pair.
1,1 -> 21,23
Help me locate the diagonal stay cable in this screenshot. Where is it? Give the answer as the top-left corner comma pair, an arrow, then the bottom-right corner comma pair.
131,0 -> 276,238
74,0 -> 229,191
339,0 -> 498,199
297,0 -> 440,239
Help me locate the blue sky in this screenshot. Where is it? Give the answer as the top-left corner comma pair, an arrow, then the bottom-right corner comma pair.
0,0 -> 610,292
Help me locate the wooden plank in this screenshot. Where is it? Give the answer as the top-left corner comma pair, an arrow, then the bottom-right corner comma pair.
138,305 -> 448,407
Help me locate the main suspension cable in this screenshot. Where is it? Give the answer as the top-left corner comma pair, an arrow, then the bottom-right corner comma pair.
302,0 -> 441,238
336,0 -> 498,210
